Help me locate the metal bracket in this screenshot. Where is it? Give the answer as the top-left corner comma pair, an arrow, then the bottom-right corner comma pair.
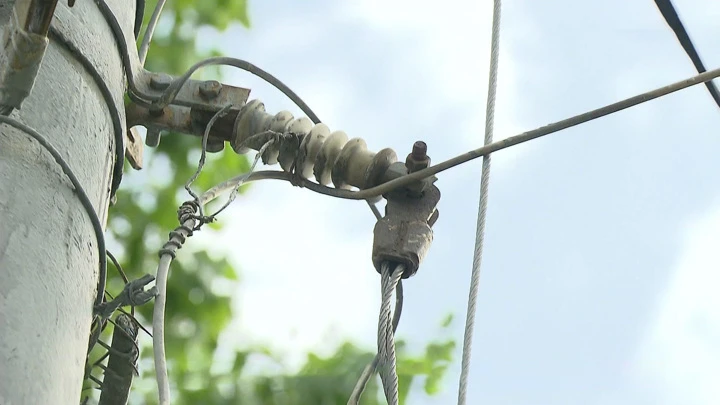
0,1 -> 51,110
125,128 -> 143,170
138,72 -> 252,111
372,184 -> 441,279
124,74 -> 251,163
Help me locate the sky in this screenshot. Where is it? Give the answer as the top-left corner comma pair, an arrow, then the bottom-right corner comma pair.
174,0 -> 720,403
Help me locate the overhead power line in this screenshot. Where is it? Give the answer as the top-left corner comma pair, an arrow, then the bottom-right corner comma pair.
653,0 -> 720,110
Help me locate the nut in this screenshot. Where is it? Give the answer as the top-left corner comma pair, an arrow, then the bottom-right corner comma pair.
149,73 -> 172,90
405,141 -> 430,173
199,80 -> 222,99
383,161 -> 408,183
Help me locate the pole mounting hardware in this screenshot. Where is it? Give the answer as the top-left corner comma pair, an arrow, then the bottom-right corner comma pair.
371,141 -> 440,279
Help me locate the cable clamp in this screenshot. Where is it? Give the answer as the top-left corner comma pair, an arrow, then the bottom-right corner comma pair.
372,142 -> 440,278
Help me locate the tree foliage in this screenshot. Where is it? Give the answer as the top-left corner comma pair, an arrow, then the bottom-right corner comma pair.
89,1 -> 455,403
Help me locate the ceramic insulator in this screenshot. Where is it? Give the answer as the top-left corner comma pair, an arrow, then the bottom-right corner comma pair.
231,99 -> 398,191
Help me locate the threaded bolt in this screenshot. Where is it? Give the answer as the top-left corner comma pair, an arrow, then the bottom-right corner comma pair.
411,141 -> 427,159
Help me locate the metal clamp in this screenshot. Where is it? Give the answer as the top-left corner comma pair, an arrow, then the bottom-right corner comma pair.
0,1 -> 52,110
124,75 -> 251,159
371,142 -> 440,279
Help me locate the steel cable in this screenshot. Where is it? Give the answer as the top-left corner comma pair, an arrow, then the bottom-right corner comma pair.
458,1 -> 501,403
348,280 -> 404,405
377,262 -> 405,405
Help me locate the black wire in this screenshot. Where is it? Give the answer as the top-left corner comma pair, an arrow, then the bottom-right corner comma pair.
95,0 -> 322,122
653,0 -> 720,110
0,115 -> 107,308
106,250 -> 128,284
94,0 -> 154,107
154,56 -> 322,122
95,0 -> 380,216
134,0 -> 145,39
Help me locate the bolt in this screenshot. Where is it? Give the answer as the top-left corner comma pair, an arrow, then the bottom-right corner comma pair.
145,128 -> 162,147
199,80 -> 222,99
149,73 -> 172,90
206,138 -> 225,153
405,141 -> 430,173
411,141 -> 427,159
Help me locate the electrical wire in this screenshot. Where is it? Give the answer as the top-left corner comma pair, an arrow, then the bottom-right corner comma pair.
152,217 -> 194,405
47,26 -> 126,203
96,0 -> 720,205
205,140 -> 276,217
0,115 -> 107,308
457,1 -> 500,403
151,56 -> 322,119
239,64 -> 720,201
134,0 -> 145,39
185,103 -> 234,217
376,262 -> 404,405
94,1 -> 323,118
653,0 -> 720,110
93,0 -> 153,107
348,280 -> 403,405
138,0 -> 166,66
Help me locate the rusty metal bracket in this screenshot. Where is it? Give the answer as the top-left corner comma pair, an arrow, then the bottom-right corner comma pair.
125,74 -> 250,160
137,72 -> 252,111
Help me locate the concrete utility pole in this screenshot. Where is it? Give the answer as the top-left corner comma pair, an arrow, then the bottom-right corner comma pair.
0,1 -> 133,403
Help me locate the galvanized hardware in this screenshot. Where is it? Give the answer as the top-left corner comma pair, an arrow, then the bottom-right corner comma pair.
404,141 -> 435,197
405,141 -> 430,172
0,1 -> 51,110
371,181 -> 441,279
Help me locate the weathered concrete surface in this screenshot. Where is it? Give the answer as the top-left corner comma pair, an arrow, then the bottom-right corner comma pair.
0,1 -> 133,403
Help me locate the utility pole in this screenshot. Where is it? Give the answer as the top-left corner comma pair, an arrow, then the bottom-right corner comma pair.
0,1 -> 133,403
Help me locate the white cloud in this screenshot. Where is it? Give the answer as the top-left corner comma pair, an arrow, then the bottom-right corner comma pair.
633,202 -> 720,405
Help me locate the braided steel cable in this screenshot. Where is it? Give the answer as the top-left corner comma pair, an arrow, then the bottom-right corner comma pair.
377,262 -> 405,405
458,0 -> 501,403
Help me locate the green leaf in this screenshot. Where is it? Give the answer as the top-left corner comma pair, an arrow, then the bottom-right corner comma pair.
440,313 -> 454,328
